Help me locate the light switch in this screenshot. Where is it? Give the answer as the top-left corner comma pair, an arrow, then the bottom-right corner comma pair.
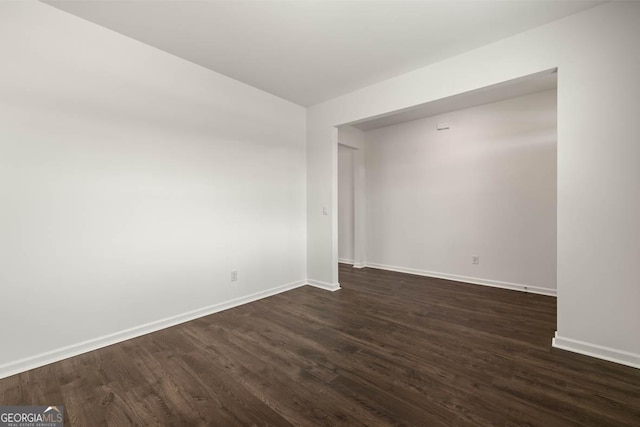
322,207 -> 329,215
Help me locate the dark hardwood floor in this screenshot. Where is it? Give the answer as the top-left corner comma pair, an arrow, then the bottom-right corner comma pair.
1,264 -> 639,426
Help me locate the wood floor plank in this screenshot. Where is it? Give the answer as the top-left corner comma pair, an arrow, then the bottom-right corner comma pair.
1,264 -> 639,426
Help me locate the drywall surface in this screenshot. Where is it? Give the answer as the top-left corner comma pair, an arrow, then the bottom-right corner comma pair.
365,90 -> 556,292
307,2 -> 640,365
338,145 -> 354,262
0,2 -> 306,372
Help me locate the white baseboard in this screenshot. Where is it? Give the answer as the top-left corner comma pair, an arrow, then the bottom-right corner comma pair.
0,279 -> 307,380
552,332 -> 640,370
306,279 -> 341,292
364,262 -> 556,297
339,259 -> 366,269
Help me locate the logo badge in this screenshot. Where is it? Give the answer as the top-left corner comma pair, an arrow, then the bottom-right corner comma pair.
0,406 -> 64,427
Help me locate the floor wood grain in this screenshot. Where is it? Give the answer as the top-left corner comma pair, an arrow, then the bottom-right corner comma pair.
1,264 -> 639,426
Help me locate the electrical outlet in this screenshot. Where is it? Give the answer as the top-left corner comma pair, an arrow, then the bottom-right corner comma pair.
472,256 -> 480,265
230,270 -> 238,282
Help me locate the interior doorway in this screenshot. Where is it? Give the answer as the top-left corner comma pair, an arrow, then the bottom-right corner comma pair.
338,144 -> 355,264
336,69 -> 557,297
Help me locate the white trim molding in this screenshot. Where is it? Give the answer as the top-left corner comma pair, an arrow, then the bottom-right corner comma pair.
306,279 -> 341,292
552,332 -> 640,370
0,280 -> 307,380
364,262 -> 556,297
339,258 -> 366,269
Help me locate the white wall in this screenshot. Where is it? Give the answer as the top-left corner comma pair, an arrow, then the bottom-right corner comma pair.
365,90 -> 557,294
0,1 -> 306,376
307,2 -> 640,368
338,145 -> 354,263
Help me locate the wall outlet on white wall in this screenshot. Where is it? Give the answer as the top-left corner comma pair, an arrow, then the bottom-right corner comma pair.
472,256 -> 480,265
231,270 -> 238,282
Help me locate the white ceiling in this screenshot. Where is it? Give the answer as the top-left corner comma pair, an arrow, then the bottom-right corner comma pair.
45,1 -> 601,106
349,69 -> 557,131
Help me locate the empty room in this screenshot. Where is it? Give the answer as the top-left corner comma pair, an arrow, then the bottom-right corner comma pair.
0,1 -> 638,426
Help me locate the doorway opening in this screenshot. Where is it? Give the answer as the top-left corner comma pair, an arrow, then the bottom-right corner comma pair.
338,144 -> 355,265
336,69 -> 557,298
